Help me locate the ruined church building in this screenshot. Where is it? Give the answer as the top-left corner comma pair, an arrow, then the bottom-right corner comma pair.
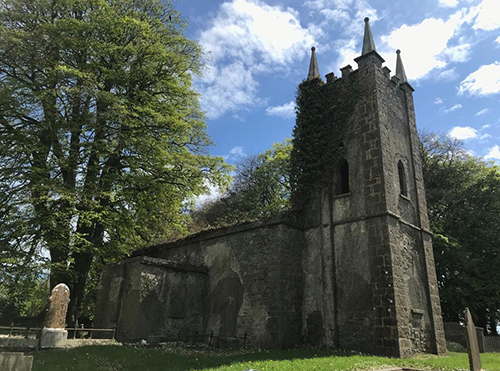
95,18 -> 447,357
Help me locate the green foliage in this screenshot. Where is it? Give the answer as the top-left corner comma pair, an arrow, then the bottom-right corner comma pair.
194,139 -> 291,228
32,345 -> 500,371
0,0 -> 230,319
421,132 -> 500,330
291,78 -> 346,206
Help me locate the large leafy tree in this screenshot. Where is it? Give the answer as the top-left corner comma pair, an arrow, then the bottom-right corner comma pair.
194,139 -> 292,228
421,133 -> 500,332
0,0 -> 229,321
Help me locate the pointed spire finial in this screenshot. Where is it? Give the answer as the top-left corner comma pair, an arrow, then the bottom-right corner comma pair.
361,17 -> 377,55
395,49 -> 408,83
307,46 -> 320,80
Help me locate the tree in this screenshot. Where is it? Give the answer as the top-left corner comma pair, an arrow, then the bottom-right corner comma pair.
194,139 -> 292,227
0,0 -> 229,321
421,132 -> 500,332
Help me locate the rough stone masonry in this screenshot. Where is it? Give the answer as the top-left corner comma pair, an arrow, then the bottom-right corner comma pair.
94,18 -> 447,358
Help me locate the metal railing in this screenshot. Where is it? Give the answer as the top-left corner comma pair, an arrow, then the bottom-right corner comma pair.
175,329 -> 248,348
0,322 -> 116,340
484,335 -> 500,352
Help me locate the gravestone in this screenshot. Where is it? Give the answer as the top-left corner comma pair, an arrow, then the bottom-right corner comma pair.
40,283 -> 70,348
464,308 -> 482,371
0,352 -> 33,371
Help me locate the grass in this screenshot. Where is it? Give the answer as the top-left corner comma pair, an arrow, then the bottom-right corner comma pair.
31,345 -> 500,371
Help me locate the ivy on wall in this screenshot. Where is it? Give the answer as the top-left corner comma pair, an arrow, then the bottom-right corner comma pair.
290,77 -> 355,207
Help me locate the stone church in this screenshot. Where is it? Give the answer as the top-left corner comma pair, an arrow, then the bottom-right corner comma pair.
95,18 -> 447,357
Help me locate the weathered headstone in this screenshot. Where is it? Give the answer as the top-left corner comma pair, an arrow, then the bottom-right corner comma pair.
40,283 -> 70,348
0,352 -> 33,371
465,308 -> 482,371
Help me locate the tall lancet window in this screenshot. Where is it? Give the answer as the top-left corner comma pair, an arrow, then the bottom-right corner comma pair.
339,158 -> 350,194
398,161 -> 407,197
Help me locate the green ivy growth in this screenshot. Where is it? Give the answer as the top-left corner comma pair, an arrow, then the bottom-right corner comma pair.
290,76 -> 358,207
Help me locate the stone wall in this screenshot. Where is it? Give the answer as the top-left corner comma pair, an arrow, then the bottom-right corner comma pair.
94,256 -> 208,342
96,216 -> 304,347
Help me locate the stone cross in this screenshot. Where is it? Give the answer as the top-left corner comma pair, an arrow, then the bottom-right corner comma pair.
44,283 -> 70,329
465,308 -> 482,371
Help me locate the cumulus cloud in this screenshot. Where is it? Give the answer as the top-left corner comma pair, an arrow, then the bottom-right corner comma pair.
379,11 -> 471,80
442,104 -> 462,114
437,68 -> 459,81
196,0 -> 316,119
229,146 -> 247,158
266,101 -> 296,119
485,145 -> 500,160
195,181 -> 223,207
449,126 -> 477,140
473,0 -> 500,31
308,0 -> 377,73
438,0 -> 458,7
475,108 -> 490,116
458,61 -> 500,96
442,44 -> 472,63
496,36 -> 500,45
434,97 -> 444,105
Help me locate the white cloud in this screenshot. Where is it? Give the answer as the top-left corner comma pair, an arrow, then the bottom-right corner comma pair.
485,145 -> 500,160
496,36 -> 500,45
442,104 -> 462,114
475,108 -> 491,116
198,62 -> 262,119
304,0 -> 354,11
449,126 -> 477,140
320,8 -> 351,24
442,44 -> 472,63
458,61 -> 500,96
473,0 -> 500,31
379,11 -> 469,80
195,181 -> 223,207
196,0 -> 316,119
437,68 -> 459,81
309,0 -> 378,73
482,124 -> 491,129
266,101 -> 296,119
329,37 -> 358,74
434,97 -> 444,105
479,133 -> 492,140
438,0 -> 458,7
229,146 -> 246,158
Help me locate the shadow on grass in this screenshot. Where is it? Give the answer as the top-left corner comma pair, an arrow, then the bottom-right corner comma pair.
30,344 -> 497,371
31,345 -> 356,371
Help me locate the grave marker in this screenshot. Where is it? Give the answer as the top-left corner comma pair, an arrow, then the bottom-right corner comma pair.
465,308 -> 482,371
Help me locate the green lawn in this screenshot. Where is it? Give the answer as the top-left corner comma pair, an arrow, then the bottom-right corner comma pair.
31,345 -> 500,371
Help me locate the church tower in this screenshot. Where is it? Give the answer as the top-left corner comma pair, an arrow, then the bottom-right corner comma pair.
295,18 -> 447,357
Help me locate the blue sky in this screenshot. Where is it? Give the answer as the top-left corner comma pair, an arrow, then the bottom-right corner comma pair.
175,0 -> 500,168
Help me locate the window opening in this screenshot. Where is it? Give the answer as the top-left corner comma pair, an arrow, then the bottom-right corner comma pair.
339,158 -> 350,194
398,160 -> 407,196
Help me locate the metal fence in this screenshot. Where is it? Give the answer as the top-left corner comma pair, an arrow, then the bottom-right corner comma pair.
0,323 -> 116,340
484,335 -> 500,353
171,329 -> 248,348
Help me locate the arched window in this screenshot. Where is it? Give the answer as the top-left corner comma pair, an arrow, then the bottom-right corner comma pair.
398,160 -> 407,196
339,158 -> 350,194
